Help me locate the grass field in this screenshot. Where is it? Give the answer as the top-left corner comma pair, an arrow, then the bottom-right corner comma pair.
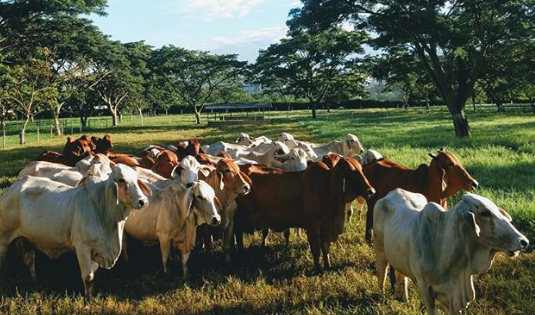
0,107 -> 534,315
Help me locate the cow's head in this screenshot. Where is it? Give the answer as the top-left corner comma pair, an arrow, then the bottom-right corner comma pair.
91,134 -> 113,154
151,150 -> 179,178
429,149 -> 479,198
109,164 -> 151,210
361,149 -> 383,165
186,181 -> 221,226
236,133 -> 254,146
171,155 -> 204,187
334,157 -> 375,203
321,153 -> 341,169
343,133 -> 364,156
216,159 -> 251,195
459,193 -> 529,256
276,148 -> 308,171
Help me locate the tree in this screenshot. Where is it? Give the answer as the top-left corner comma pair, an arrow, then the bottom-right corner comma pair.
4,49 -> 57,144
152,46 -> 247,124
254,27 -> 369,119
92,41 -> 145,126
289,0 -> 535,136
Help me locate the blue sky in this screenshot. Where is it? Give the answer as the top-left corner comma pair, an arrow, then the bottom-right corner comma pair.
90,0 -> 302,63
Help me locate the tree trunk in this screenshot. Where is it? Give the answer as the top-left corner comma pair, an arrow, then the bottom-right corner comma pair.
496,100 -> 505,112
53,113 -> 62,136
452,109 -> 471,138
138,107 -> 144,125
80,116 -> 88,130
1,114 -> 5,130
471,93 -> 477,111
194,107 -> 202,124
111,109 -> 118,126
19,117 -> 30,144
311,102 -> 317,119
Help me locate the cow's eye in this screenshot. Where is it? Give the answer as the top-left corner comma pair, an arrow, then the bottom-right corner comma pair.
117,178 -> 127,184
224,169 -> 230,173
197,195 -> 205,200
480,211 -> 492,217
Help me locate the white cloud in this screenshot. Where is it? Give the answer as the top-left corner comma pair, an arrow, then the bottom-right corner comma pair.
199,26 -> 288,62
164,0 -> 269,20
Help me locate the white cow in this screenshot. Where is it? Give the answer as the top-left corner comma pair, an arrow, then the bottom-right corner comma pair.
277,132 -> 318,160
0,164 -> 151,296
123,180 -> 221,278
231,141 -> 290,166
235,133 -> 272,146
18,154 -> 114,186
272,148 -> 309,171
373,188 -> 529,315
312,133 -> 364,159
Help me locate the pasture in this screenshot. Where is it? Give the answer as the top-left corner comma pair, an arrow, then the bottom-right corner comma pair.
0,107 -> 534,315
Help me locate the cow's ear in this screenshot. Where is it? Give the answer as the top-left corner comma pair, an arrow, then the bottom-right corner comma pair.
240,171 -> 252,185
107,181 -> 120,206
214,196 -> 223,213
441,169 -> 448,193
138,179 -> 152,197
170,165 -> 180,179
198,166 -> 211,178
499,207 -> 512,221
462,209 -> 481,237
218,171 -> 225,190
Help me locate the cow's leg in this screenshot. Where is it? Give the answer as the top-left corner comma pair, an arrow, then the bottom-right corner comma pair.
21,248 -> 36,282
261,228 -> 269,247
306,228 -> 321,271
120,233 -> 129,263
395,271 -> 409,302
75,249 -> 99,297
365,202 -> 375,244
16,238 -> 37,282
345,202 -> 354,223
416,279 -> 439,315
159,237 -> 172,275
374,238 -> 388,294
320,239 -> 332,269
223,219 -> 235,264
283,229 -> 290,247
0,236 -> 11,271
180,251 -> 191,280
354,197 -> 366,221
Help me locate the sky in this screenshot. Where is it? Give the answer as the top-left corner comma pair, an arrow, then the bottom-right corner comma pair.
90,0 -> 303,63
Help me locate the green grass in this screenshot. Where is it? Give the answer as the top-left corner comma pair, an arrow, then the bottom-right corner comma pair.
0,107 -> 534,315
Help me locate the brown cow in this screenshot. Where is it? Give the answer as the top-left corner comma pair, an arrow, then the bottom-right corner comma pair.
363,148 -> 479,244
236,157 -> 375,270
91,134 -> 113,154
37,135 -> 95,166
197,158 -> 252,263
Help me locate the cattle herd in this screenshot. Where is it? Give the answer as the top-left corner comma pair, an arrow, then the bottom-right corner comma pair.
0,132 -> 530,315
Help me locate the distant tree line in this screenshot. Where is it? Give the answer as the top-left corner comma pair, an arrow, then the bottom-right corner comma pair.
1,1 -> 534,140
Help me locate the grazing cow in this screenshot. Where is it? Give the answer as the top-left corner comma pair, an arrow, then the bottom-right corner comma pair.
236,157 -> 375,270
123,180 -> 221,278
312,133 -> 365,159
197,159 -> 252,263
374,188 -> 529,315
0,164 -> 151,296
363,149 -> 479,243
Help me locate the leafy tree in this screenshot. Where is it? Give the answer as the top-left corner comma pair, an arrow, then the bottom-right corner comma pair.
289,0 -> 535,136
152,46 -> 247,124
254,27 -> 369,119
4,49 -> 57,144
122,41 -> 152,123
92,40 -> 145,126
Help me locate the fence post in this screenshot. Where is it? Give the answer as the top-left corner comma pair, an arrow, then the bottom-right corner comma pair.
3,130 -> 5,149
50,125 -> 53,138
37,125 -> 40,142
70,122 -> 73,135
